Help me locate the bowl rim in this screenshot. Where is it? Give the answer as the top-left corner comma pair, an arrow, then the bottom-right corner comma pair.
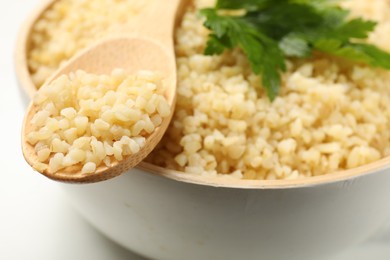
16,0 -> 390,189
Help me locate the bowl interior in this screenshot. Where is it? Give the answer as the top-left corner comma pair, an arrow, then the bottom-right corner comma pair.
15,0 -> 390,189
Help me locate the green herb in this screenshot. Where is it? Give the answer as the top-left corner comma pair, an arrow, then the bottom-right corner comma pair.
200,0 -> 390,100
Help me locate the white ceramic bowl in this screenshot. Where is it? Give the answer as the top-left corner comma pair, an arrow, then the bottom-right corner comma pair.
59,165 -> 390,260
16,1 -> 390,259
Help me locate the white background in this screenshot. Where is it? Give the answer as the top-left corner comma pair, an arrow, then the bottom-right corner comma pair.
0,0 -> 390,259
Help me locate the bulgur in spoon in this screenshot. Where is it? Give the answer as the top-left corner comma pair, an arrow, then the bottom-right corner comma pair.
21,0 -> 185,183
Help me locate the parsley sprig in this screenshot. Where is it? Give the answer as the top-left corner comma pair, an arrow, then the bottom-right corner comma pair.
200,0 -> 390,100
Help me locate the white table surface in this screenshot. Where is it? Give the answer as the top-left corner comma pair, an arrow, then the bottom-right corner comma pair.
0,0 -> 389,259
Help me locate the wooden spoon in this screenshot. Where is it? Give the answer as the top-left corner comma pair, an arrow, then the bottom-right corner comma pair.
21,0 -> 185,183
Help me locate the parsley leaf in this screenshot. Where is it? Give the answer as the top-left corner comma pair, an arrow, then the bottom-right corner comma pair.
200,0 -> 390,100
279,34 -> 311,58
215,0 -> 281,11
200,8 -> 286,100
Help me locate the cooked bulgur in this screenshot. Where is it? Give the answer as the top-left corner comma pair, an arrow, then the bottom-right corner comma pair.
27,0 -> 390,180
27,69 -> 170,174
28,0 -> 145,87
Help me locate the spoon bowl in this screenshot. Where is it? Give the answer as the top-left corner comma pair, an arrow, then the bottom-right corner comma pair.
19,0 -> 187,183
22,36 -> 177,183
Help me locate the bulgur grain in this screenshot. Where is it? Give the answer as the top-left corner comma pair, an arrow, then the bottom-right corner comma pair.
28,0 -> 145,87
27,69 -> 170,174
28,0 -> 390,180
147,0 -> 390,180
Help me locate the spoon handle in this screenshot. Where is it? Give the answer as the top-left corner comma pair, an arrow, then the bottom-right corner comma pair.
123,0 -> 187,48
